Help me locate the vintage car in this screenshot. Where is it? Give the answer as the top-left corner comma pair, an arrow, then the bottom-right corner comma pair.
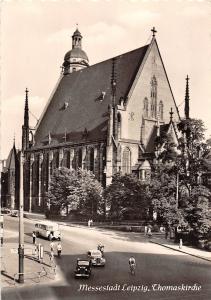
75,259 -> 92,278
1,208 -> 11,215
87,250 -> 106,266
10,210 -> 19,217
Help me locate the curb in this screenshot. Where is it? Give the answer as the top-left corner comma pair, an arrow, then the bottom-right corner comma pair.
1,256 -> 66,290
58,222 -> 165,236
150,240 -> 211,263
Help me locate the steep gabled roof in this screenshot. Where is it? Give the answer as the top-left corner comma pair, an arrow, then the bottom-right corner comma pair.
5,145 -> 17,170
34,44 -> 149,147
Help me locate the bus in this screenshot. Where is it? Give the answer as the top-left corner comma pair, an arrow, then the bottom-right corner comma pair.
34,221 -> 61,241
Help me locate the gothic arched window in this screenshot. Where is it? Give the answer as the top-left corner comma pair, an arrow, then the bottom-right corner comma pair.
90,148 -> 94,172
150,76 -> 157,118
143,98 -> 149,117
72,149 -> 77,170
117,113 -> 121,138
122,147 -> 131,174
54,152 -> 59,169
159,100 -> 164,120
66,150 -> 70,168
78,148 -> 82,168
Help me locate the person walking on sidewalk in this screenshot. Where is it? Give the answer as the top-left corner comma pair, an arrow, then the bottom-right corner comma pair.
49,249 -> 54,266
50,241 -> 54,252
144,225 -> 148,236
147,225 -> 152,238
32,231 -> 36,245
57,242 -> 62,258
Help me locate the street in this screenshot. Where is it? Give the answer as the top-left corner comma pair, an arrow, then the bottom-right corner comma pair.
2,216 -> 211,300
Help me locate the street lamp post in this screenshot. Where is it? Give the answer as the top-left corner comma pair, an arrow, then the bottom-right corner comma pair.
176,172 -> 179,209
18,151 -> 24,283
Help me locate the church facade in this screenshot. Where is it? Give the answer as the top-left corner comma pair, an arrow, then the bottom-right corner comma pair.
0,143 -> 20,209
22,28 -> 181,213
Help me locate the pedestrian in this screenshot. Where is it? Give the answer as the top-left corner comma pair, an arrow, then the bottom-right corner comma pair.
90,219 -> 93,227
49,249 -> 54,266
50,241 -> 54,252
147,226 -> 152,238
32,231 -> 36,244
57,242 -> 62,258
144,225 -> 148,236
88,219 -> 90,227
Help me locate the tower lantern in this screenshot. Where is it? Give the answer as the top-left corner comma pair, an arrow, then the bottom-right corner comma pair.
62,26 -> 89,74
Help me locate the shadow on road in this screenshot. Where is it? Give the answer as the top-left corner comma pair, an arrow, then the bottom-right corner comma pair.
2,249 -> 211,300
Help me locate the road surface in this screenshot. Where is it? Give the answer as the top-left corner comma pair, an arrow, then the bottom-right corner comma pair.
2,216 -> 211,300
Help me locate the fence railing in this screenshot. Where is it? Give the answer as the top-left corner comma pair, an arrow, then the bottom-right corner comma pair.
13,267 -> 47,285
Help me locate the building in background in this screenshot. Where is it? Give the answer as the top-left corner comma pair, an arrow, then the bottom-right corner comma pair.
0,143 -> 20,209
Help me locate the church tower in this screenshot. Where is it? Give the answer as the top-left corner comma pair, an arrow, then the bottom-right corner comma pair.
62,27 -> 89,75
184,75 -> 190,119
22,88 -> 29,151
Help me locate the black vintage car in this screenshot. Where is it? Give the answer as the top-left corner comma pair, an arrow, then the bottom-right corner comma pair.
75,259 -> 92,278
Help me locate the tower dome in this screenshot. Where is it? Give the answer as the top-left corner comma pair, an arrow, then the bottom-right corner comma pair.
62,27 -> 89,75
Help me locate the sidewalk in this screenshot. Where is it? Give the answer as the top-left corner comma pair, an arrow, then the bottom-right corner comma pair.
1,241 -> 61,289
24,211 -> 45,221
151,236 -> 211,263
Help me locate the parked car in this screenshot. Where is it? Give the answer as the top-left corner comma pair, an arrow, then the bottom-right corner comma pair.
75,259 -> 92,278
87,249 -> 106,266
10,210 -> 19,217
1,208 -> 11,215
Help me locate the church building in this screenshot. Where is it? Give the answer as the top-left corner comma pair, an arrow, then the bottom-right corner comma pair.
0,142 -> 20,209
22,27 -> 181,213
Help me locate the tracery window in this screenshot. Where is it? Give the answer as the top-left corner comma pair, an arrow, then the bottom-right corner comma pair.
78,148 -> 82,168
66,151 -> 70,168
150,76 -> 157,118
122,147 -> 131,174
143,98 -> 149,118
90,148 -> 94,172
117,113 -> 121,138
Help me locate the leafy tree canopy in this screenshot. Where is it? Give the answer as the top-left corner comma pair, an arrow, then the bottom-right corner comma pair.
48,167 -> 103,218
104,173 -> 148,220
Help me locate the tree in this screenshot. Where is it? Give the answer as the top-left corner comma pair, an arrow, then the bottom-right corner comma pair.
48,167 -> 76,215
104,173 -> 148,220
152,117 -> 211,241
74,168 -> 104,218
183,185 -> 210,242
148,165 -> 184,227
47,167 -> 103,218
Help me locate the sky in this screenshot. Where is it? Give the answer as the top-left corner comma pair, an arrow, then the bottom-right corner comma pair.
1,0 -> 211,159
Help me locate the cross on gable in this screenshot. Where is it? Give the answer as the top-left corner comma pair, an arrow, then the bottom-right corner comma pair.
151,27 -> 157,38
